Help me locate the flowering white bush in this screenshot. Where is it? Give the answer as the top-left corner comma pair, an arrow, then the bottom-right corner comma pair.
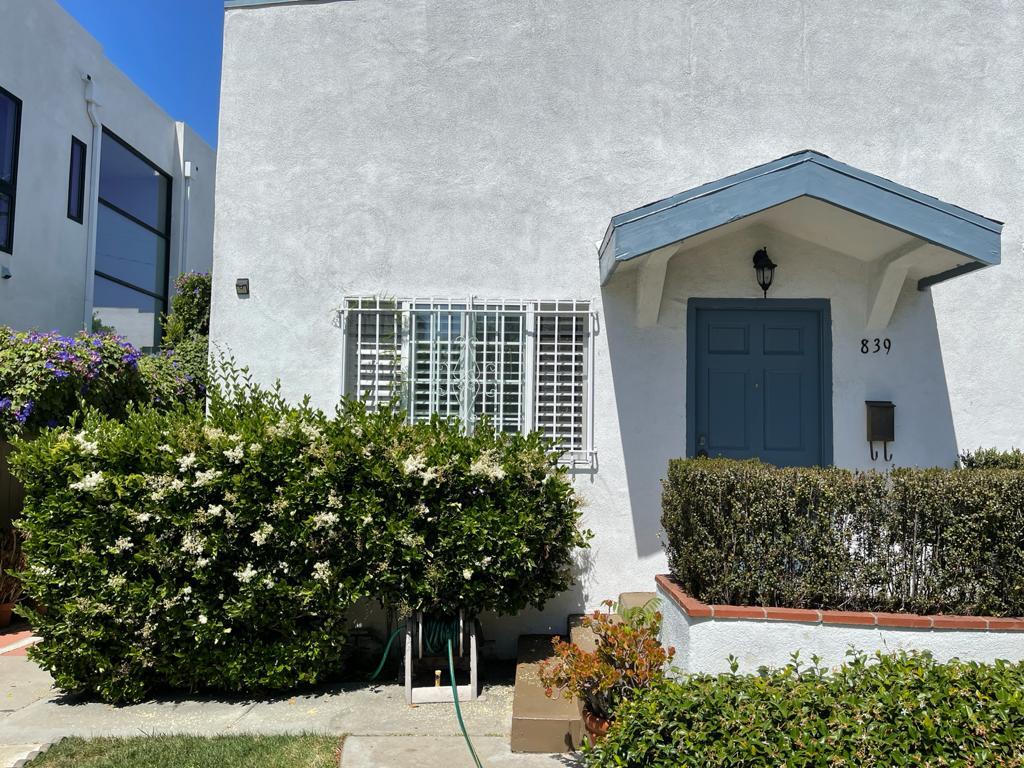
11,374 -> 588,703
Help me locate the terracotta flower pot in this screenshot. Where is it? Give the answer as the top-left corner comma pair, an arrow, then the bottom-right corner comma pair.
583,708 -> 611,745
0,602 -> 13,629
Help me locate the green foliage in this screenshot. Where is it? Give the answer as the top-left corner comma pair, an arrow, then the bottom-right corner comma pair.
158,272 -> 212,396
28,735 -> 341,768
539,599 -> 673,719
960,447 -> 1024,469
0,327 -> 203,441
587,651 -> 1024,767
11,371 -> 588,702
662,458 -> 1024,615
0,328 -> 188,440
163,272 -> 211,345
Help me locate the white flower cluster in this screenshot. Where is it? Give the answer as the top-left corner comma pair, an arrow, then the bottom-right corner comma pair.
402,453 -> 426,475
223,444 -> 244,463
112,536 -> 133,553
70,471 -> 104,492
300,422 -> 323,442
312,509 -> 338,530
178,453 -> 198,471
251,522 -> 274,546
148,474 -> 186,501
181,531 -> 205,556
234,563 -> 258,584
73,431 -> 99,456
203,425 -> 225,441
312,561 -> 331,583
469,451 -> 506,480
195,468 -> 222,487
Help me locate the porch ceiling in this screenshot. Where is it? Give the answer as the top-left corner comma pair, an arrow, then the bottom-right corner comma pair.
598,150 -> 1003,291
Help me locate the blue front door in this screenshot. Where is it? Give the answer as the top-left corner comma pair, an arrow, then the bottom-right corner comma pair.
689,301 -> 830,467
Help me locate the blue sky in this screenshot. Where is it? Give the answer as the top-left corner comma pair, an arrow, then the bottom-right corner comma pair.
57,0 -> 224,147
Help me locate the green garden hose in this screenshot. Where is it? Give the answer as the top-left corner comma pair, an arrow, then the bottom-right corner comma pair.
448,636 -> 484,768
367,626 -> 403,682
366,615 -> 484,767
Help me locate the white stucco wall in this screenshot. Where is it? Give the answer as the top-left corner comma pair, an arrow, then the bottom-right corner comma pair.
658,584 -> 1024,675
0,0 -> 215,334
211,0 -> 1024,652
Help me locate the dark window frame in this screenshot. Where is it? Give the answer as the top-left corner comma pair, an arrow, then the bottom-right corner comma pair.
67,136 -> 87,224
0,84 -> 23,255
94,127 -> 173,350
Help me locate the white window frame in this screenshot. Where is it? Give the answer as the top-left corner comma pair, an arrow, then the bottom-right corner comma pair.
340,297 -> 597,467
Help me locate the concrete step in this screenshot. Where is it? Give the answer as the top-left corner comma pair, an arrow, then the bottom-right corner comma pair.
566,614 -> 598,654
510,635 -> 582,754
617,591 -> 657,614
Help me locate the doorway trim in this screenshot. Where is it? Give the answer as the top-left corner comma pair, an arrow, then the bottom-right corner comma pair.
685,298 -> 834,466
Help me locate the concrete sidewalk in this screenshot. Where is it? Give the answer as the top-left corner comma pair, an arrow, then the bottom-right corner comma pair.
0,657 -> 575,767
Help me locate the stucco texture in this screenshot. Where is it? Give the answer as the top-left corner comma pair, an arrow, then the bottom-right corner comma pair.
212,0 -> 1024,649
658,584 -> 1024,674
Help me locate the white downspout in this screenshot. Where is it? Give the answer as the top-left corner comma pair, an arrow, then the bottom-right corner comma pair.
181,160 -> 192,274
82,74 -> 102,331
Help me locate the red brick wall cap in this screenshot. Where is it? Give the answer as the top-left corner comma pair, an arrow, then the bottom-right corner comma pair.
655,575 -> 1024,632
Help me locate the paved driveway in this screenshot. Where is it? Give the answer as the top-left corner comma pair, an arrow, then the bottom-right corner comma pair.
0,655 -> 575,767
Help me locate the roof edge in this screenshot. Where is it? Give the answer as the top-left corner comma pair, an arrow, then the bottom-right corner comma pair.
599,151 -> 1003,285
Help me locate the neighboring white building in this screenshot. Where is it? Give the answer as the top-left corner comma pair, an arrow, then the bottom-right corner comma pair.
211,0 -> 1021,649
0,0 -> 216,351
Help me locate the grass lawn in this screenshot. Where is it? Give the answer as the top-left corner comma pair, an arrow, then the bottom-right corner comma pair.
28,735 -> 343,768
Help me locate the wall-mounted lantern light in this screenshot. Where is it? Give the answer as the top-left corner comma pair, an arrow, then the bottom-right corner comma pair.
752,247 -> 776,298
235,278 -> 250,297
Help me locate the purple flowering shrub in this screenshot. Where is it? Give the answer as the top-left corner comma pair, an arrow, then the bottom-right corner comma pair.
0,328 -> 198,439
0,328 -> 145,437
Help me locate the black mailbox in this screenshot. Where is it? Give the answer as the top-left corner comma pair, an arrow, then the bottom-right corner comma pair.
866,400 -> 894,461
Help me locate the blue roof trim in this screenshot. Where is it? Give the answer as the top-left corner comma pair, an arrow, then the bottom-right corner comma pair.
599,150 -> 1003,287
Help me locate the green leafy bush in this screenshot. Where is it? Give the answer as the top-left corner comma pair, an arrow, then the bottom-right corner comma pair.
11,373 -> 587,702
0,327 -> 200,441
0,329 -> 147,439
960,447 -> 1024,469
662,458 -> 1024,615
154,272 -> 212,396
587,651 -> 1024,767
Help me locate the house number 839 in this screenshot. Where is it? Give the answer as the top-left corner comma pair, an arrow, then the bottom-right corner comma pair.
861,338 -> 891,354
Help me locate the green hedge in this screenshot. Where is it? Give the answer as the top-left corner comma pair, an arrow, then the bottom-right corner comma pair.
662,458 -> 1024,615
587,651 -> 1024,767
960,447 -> 1024,469
12,376 -> 587,702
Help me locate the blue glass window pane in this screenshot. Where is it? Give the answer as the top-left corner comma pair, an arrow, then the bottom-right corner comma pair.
0,193 -> 10,251
99,133 -> 169,233
96,204 -> 168,298
68,138 -> 86,222
0,92 -> 17,185
92,275 -> 163,353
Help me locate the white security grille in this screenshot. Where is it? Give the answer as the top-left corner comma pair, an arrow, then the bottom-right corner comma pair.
341,297 -> 596,463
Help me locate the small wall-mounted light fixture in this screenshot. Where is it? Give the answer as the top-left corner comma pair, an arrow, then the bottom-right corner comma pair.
866,400 -> 895,461
235,278 -> 250,297
752,247 -> 777,298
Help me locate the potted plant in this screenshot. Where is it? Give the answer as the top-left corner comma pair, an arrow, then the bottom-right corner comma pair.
0,528 -> 24,628
539,599 -> 674,745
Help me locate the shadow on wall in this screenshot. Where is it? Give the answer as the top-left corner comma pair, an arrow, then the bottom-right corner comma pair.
601,274 -> 685,560
860,280 -> 959,470
599,246 -> 962,565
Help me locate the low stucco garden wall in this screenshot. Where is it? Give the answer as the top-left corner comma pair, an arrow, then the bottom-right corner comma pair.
656,575 -> 1024,675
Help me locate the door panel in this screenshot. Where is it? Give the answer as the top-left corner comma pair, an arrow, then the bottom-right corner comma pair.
692,306 -> 824,467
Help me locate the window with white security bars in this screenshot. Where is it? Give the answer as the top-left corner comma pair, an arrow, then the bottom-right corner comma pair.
341,297 -> 596,464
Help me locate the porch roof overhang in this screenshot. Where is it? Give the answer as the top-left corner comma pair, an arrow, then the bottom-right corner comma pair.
598,152 -> 1003,312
